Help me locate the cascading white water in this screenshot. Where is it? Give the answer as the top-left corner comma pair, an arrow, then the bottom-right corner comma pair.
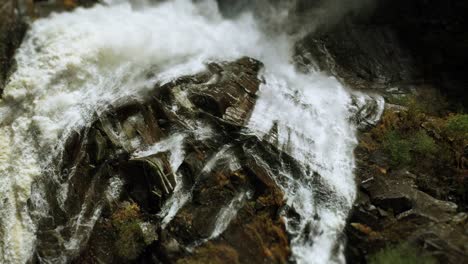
0,0 -> 383,263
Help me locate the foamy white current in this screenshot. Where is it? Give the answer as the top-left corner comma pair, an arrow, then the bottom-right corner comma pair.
0,0 -> 383,263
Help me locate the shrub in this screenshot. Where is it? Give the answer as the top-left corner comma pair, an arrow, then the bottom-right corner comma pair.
444,114 -> 468,141
411,131 -> 438,157
383,131 -> 412,166
371,110 -> 400,141
369,244 -> 437,264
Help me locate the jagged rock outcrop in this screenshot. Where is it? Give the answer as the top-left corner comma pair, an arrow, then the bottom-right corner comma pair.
29,57 -> 290,263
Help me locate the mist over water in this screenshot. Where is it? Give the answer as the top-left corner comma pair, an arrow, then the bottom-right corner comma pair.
0,0 -> 383,263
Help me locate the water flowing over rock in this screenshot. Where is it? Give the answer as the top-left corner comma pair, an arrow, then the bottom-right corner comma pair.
32,57 -> 288,263
0,1 -> 388,263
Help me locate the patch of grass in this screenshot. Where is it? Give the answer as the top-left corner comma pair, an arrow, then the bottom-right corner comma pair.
369,243 -> 437,264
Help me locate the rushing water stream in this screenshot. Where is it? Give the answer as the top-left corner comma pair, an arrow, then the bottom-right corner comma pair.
0,0 -> 383,263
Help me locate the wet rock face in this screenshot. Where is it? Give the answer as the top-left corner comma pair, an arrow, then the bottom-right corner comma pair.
299,0 -> 468,104
29,57 -> 290,263
0,0 -> 27,95
298,23 -> 416,89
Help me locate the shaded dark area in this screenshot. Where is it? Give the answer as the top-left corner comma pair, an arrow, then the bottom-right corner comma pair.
381,0 -> 468,104
217,0 -> 467,106
300,0 -> 468,107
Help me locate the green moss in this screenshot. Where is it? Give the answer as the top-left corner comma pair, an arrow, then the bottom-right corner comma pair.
111,202 -> 145,260
369,244 -> 437,264
111,202 -> 141,227
114,221 -> 145,260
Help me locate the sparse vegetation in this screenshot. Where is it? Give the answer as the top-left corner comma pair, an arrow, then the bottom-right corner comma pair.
382,131 -> 412,166
372,88 -> 461,169
369,243 -> 437,264
387,87 -> 450,116
379,126 -> 438,167
367,87 -> 467,206
444,114 -> 468,141
411,130 -> 438,157
443,114 -> 468,170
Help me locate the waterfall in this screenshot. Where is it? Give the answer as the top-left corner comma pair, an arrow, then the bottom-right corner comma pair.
0,0 -> 383,263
